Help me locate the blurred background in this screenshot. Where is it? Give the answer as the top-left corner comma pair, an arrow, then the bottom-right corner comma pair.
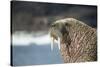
11,1 -> 97,66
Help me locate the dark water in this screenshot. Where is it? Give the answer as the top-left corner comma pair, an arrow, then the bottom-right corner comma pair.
12,43 -> 63,66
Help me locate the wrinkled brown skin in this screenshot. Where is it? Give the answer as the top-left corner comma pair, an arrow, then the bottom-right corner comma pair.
49,18 -> 97,63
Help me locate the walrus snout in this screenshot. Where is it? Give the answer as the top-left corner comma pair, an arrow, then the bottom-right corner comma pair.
49,21 -> 67,51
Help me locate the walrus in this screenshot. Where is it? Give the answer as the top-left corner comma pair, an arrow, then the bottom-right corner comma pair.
49,18 -> 97,63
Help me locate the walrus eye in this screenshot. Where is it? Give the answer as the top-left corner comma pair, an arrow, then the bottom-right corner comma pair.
65,22 -> 70,26
65,23 -> 68,26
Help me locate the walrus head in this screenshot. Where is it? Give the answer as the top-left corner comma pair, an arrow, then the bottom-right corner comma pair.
49,18 -> 71,50
49,18 -> 90,51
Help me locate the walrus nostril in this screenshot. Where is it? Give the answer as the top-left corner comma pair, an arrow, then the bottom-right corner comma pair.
51,24 -> 56,27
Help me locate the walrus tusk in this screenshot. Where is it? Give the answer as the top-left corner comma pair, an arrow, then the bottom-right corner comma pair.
51,37 -> 54,51
50,37 -> 61,51
58,37 -> 61,50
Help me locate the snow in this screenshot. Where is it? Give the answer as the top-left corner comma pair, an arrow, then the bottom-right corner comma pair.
12,32 -> 51,46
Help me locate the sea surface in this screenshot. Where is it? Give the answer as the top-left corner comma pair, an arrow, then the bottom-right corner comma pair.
12,44 -> 63,66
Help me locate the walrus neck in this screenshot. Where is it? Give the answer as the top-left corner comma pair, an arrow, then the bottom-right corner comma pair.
66,24 -> 91,40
